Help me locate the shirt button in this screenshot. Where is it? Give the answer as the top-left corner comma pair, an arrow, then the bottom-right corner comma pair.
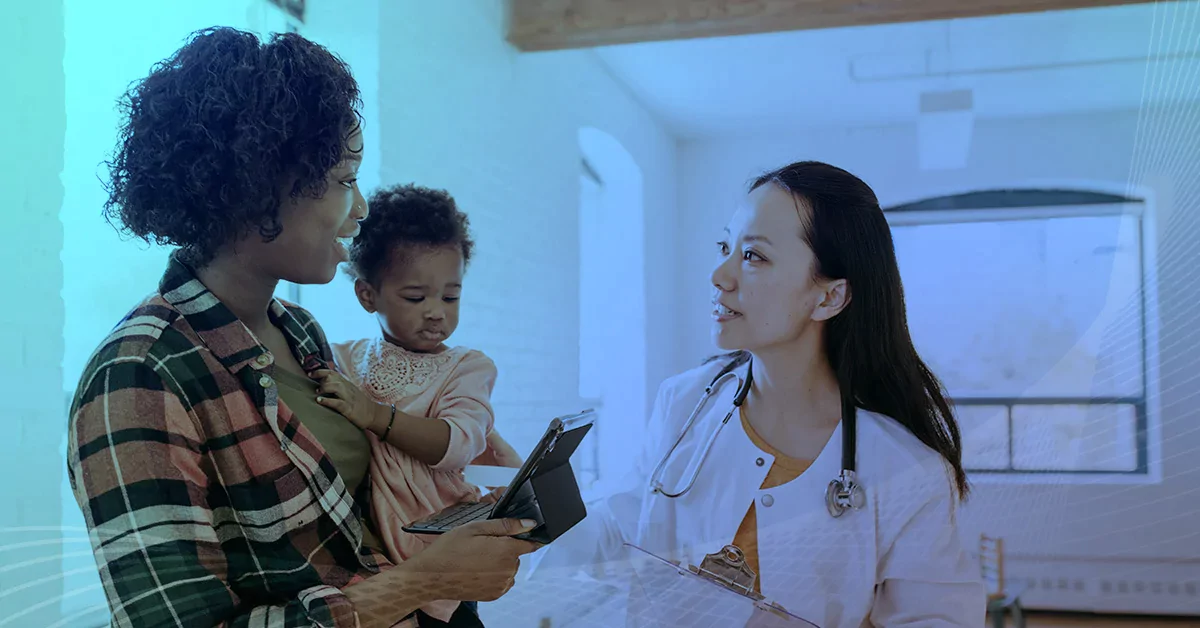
259,375 -> 274,388
761,494 -> 775,508
255,354 -> 272,367
755,457 -> 765,467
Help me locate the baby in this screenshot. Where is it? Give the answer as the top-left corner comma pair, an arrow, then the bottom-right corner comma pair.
311,183 -> 521,624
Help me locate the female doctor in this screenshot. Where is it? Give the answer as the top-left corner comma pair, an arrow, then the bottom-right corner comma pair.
529,161 -> 986,627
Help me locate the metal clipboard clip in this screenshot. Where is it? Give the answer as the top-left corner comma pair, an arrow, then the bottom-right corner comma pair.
622,542 -> 819,627
690,544 -> 758,597
686,545 -> 795,621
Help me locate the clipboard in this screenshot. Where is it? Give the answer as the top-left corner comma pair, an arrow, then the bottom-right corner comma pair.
622,543 -> 820,628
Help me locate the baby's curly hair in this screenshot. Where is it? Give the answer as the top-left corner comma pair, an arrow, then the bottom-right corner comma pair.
102,27 -> 362,266
347,184 -> 475,286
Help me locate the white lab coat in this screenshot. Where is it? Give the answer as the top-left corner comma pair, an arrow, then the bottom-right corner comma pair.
527,358 -> 986,627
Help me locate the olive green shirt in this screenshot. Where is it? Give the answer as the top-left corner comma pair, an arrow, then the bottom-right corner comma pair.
274,367 -> 383,552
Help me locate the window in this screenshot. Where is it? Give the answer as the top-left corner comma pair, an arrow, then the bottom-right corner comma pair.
578,164 -> 605,402
575,128 -> 647,494
576,161 -> 605,489
886,190 -> 1155,477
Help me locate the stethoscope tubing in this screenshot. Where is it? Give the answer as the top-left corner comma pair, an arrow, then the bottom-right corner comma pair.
649,357 -> 861,516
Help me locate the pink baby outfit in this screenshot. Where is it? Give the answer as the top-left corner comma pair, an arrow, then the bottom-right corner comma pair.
331,337 -> 497,623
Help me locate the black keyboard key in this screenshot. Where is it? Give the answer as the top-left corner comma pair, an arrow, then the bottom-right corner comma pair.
411,501 -> 493,532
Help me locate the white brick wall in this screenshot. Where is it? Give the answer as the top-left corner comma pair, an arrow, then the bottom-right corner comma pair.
0,1 -> 67,624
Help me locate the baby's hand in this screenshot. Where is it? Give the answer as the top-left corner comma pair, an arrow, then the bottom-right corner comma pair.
309,369 -> 383,432
480,486 -> 507,503
472,431 -> 524,469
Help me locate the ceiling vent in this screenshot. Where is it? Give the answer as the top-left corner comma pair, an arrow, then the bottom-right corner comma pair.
918,88 -> 974,171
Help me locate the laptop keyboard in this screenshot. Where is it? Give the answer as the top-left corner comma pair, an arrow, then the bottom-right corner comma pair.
412,501 -> 494,532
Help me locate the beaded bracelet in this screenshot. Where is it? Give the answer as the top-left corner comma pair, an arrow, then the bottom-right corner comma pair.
381,404 -> 397,441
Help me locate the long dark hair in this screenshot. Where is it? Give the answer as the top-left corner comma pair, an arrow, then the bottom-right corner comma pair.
708,161 -> 969,500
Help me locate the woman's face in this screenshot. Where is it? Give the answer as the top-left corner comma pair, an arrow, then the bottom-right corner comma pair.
710,183 -> 849,352
251,127 -> 369,285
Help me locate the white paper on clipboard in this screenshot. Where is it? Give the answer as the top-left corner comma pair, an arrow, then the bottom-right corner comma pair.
622,543 -> 821,628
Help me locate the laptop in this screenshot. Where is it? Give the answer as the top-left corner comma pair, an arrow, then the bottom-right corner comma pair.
402,409 -> 596,544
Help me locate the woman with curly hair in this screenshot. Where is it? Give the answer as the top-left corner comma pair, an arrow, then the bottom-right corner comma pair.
67,27 -> 537,628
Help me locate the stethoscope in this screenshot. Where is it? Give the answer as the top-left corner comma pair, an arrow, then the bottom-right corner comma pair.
648,357 -> 866,518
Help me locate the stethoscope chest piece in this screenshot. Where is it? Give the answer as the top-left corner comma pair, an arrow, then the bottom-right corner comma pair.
824,471 -> 866,518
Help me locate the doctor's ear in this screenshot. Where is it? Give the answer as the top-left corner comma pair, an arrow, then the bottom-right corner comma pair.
811,279 -> 851,322
354,278 -> 378,314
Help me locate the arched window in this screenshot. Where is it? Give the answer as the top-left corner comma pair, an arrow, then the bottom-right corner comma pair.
885,189 -> 1158,479
577,128 -> 646,489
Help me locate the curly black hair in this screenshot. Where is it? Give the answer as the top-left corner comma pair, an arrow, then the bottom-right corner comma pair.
102,26 -> 363,266
347,183 -> 475,286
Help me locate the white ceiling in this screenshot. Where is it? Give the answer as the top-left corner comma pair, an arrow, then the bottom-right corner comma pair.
591,2 -> 1200,139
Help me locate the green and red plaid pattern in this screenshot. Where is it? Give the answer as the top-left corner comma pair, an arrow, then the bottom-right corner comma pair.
68,254 -> 391,627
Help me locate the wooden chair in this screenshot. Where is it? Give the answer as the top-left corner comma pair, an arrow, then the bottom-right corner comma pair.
980,534 -> 1026,628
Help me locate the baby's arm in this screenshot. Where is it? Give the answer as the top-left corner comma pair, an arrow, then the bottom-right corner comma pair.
473,430 -> 524,468
358,351 -> 495,469
313,350 -> 497,469
424,350 -> 497,470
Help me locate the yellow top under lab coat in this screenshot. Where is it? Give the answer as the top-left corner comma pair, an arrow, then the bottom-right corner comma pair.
528,358 -> 987,627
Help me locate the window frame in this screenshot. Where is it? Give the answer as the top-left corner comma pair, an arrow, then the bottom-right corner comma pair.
575,159 -> 605,490
951,397 -> 1147,475
883,191 -> 1159,483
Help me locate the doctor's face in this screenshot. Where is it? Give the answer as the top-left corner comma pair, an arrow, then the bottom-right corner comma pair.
710,184 -> 845,352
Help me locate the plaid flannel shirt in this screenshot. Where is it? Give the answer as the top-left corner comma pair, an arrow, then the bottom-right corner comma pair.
67,255 -> 393,627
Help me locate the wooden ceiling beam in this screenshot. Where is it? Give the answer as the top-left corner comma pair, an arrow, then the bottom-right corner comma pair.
506,0 -> 1160,52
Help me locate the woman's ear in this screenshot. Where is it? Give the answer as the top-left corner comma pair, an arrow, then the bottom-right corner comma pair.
812,279 -> 851,322
354,278 -> 377,314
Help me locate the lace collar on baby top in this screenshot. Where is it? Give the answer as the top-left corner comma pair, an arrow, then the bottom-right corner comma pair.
352,337 -> 467,402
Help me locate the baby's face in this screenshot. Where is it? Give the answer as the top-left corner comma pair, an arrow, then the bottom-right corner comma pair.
368,245 -> 464,353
